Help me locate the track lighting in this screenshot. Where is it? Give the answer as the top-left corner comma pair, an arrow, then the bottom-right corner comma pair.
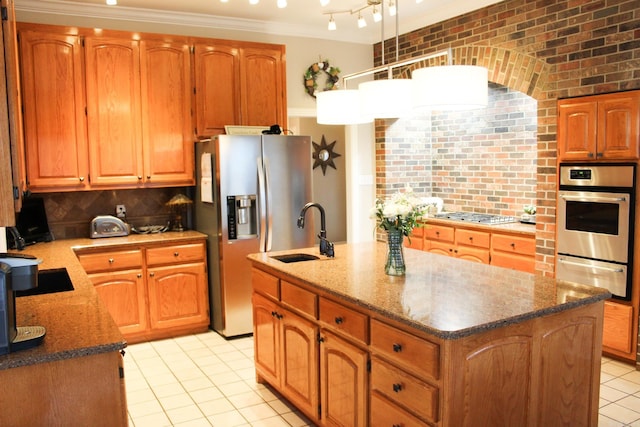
372,6 -> 382,22
320,0 -> 330,5
328,15 -> 337,31
277,0 -> 287,7
249,0 -> 259,4
357,13 -> 367,28
388,0 -> 396,16
105,0 -> 117,5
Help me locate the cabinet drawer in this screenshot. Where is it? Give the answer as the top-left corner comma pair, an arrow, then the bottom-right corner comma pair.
77,249 -> 143,273
370,393 -> 430,427
456,228 -> 490,249
370,319 -> 439,381
491,233 -> 535,256
281,281 -> 317,319
424,224 -> 454,243
490,252 -> 535,273
146,242 -> 205,266
319,297 -> 368,345
371,357 -> 438,423
252,268 -> 279,299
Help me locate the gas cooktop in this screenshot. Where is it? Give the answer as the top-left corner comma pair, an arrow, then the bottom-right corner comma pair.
433,212 -> 518,225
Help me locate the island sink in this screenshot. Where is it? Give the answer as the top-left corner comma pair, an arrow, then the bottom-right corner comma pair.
16,268 -> 74,297
270,253 -> 319,263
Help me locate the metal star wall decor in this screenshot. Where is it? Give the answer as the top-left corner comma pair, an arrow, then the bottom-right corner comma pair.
312,135 -> 341,175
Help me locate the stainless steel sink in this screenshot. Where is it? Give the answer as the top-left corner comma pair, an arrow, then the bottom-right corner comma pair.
270,253 -> 319,263
16,268 -> 74,297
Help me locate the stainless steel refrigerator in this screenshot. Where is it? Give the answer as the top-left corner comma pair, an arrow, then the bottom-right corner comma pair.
194,135 -> 315,337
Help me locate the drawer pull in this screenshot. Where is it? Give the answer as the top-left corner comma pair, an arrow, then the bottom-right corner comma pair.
510,242 -> 516,248
393,343 -> 403,352
79,176 -> 85,182
392,383 -> 403,393
108,258 -> 115,264
137,176 -> 142,180
271,311 -> 283,319
137,273 -> 142,278
174,252 -> 179,257
150,272 -> 155,277
469,237 -> 473,241
334,316 -> 344,324
393,424 -> 402,427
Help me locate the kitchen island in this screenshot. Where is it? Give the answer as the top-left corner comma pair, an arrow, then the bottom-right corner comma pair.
248,242 -> 610,427
0,230 -> 206,426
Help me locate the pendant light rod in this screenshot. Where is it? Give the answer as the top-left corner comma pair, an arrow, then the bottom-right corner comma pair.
341,47 -> 453,88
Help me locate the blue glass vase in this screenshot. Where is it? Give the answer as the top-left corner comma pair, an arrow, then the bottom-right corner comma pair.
385,229 -> 406,276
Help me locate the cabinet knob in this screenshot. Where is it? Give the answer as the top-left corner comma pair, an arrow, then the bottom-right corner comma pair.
392,343 -> 402,353
79,176 -> 85,182
108,258 -> 114,264
510,242 -> 516,248
147,175 -> 151,179
469,237 -> 473,241
150,272 -> 155,277
137,273 -> 142,278
435,231 -> 440,236
392,383 -> 403,393
138,176 -> 143,180
174,252 -> 179,257
334,316 -> 344,324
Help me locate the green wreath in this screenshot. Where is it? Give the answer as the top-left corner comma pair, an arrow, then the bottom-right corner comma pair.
303,59 -> 340,98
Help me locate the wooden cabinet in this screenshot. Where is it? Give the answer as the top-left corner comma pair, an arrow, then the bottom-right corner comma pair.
424,224 -> 490,264
76,239 -> 209,343
558,91 -> 640,161
194,41 -> 286,137
490,231 -> 536,273
404,226 -> 423,250
19,30 -> 89,191
252,269 -> 367,426
602,300 -> 634,355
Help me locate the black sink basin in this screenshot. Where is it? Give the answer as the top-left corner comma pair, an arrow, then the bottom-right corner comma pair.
271,253 -> 320,263
16,268 -> 74,297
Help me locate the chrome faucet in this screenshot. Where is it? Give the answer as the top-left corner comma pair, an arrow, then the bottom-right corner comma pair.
297,202 -> 334,257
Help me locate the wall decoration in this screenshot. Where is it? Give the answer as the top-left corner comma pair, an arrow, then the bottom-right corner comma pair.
303,59 -> 340,98
312,135 -> 341,175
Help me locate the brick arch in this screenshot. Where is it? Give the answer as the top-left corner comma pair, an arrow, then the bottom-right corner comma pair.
397,46 -> 551,101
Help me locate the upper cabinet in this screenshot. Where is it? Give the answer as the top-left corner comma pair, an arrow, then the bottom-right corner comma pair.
19,30 -> 89,191
194,41 -> 286,137
558,91 -> 640,161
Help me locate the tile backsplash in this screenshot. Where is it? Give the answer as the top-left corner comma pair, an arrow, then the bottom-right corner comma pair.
31,187 -> 193,240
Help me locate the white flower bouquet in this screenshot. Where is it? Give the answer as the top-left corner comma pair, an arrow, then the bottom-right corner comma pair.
371,186 -> 428,237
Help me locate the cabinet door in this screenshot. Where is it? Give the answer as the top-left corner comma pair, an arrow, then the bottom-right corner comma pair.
425,240 -> 453,257
85,37 -> 143,187
147,262 -> 209,330
455,246 -> 489,264
603,301 -> 633,355
89,269 -> 148,336
240,46 -> 286,127
253,292 -> 280,385
598,91 -> 640,159
140,40 -> 194,186
320,330 -> 368,427
280,308 -> 319,420
194,43 -> 240,136
557,99 -> 597,160
19,30 -> 89,190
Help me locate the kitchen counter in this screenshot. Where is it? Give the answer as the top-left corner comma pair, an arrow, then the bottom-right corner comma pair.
248,241 -> 609,339
421,216 -> 536,236
0,230 -> 207,370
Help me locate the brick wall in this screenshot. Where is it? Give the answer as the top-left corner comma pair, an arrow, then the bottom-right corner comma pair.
374,0 -> 640,276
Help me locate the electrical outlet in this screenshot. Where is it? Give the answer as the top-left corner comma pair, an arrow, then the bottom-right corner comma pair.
116,204 -> 126,218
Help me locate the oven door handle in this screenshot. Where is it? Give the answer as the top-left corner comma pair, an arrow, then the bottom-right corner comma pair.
558,258 -> 625,274
560,195 -> 627,203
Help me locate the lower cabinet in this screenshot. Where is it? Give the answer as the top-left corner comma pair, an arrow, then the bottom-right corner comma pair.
602,300 -> 635,358
76,239 -> 209,343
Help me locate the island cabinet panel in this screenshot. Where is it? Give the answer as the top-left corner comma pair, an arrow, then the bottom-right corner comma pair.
319,297 -> 368,345
76,239 -> 209,344
281,280 -> 317,319
370,393 -> 430,427
253,292 -> 280,385
0,351 -> 127,426
444,302 -> 603,427
319,329 -> 368,427
558,91 -> 640,161
18,30 -> 89,191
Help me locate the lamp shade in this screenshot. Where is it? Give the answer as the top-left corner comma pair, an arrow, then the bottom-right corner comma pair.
358,79 -> 413,119
413,65 -> 488,110
316,90 -> 373,125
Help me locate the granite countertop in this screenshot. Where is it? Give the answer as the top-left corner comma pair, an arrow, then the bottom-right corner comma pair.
248,242 -> 610,340
0,230 -> 207,370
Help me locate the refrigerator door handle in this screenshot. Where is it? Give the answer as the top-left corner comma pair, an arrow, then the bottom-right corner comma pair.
263,157 -> 273,251
257,157 -> 268,251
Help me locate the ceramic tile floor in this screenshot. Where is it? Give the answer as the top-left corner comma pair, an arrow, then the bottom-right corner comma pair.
125,330 -> 640,426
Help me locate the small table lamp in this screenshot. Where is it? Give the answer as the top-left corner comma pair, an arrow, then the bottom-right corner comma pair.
166,194 -> 193,231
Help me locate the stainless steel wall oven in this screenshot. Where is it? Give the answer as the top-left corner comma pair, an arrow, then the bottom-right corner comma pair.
556,163 -> 636,300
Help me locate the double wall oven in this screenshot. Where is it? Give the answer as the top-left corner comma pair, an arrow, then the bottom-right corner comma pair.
556,163 -> 636,300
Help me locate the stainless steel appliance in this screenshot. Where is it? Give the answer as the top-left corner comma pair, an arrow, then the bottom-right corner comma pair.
556,163 -> 635,300
433,212 -> 518,224
90,215 -> 130,238
194,135 -> 315,337
0,254 -> 46,354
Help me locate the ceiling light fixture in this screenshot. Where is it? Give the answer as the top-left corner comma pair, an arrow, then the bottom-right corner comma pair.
328,15 -> 337,31
357,13 -> 367,28
320,0 -> 330,5
105,0 -> 117,5
388,0 -> 396,16
249,0 -> 259,4
277,0 -> 287,7
372,6 -> 382,22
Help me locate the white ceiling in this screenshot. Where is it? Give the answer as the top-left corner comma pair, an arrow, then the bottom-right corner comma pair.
17,0 -> 504,44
